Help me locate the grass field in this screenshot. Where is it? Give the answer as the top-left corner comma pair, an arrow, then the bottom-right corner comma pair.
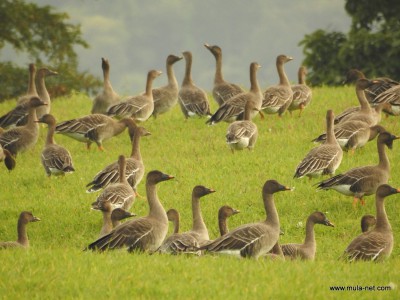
0,86 -> 399,299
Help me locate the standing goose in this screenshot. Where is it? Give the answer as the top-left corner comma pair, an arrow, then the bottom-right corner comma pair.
204,44 -> 244,106
341,184 -> 400,261
158,185 -> 215,254
294,110 -> 343,179
55,114 -> 136,150
91,155 -> 135,212
0,96 -> 46,157
316,131 -> 399,206
361,214 -> 376,233
152,54 -> 182,118
288,66 -> 312,116
262,54 -> 293,116
97,200 -> 135,238
178,51 -> 211,118
86,125 -> 150,193
91,57 -> 121,114
206,62 -> 263,125
0,211 -> 40,249
37,114 -> 75,177
86,170 -> 174,252
225,99 -> 259,153
35,67 -> 58,119
281,211 -> 334,260
372,84 -> 400,116
106,70 -> 162,121
200,179 -> 292,259
218,205 -> 240,236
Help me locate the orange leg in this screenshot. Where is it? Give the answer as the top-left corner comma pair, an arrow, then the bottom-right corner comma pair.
352,197 -> 359,208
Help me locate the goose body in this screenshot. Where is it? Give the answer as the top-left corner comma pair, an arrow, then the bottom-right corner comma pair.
288,66 -> 312,116
372,84 -> 400,116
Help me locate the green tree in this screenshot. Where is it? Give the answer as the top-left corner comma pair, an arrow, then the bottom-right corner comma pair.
299,0 -> 400,86
0,0 -> 100,100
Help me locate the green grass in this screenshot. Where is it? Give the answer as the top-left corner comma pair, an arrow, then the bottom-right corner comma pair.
0,86 -> 399,299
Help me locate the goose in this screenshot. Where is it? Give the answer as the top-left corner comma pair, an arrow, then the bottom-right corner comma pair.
206,62 -> 263,125
294,110 -> 343,179
86,124 -> 150,193
361,214 -> 376,233
86,170 -> 174,252
288,66 -> 312,116
91,155 -> 135,212
91,57 -> 121,114
35,67 -> 58,119
178,51 -> 211,118
152,54 -> 182,118
316,131 -> 399,206
372,84 -> 400,116
280,211 -> 334,260
262,54 -> 293,116
97,200 -> 136,238
199,179 -> 292,259
218,205 -> 240,236
166,209 -> 180,234
204,44 -> 244,106
334,102 -> 390,125
37,114 -> 75,177
225,99 -> 259,153
340,184 -> 400,261
55,114 -> 136,150
158,185 -> 215,254
0,211 -> 40,249
0,96 -> 46,157
106,70 -> 162,121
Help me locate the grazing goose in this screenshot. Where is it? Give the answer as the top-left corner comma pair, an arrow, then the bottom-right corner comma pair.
288,66 -> 312,116
55,114 -> 136,150
98,200 -> 135,238
35,67 -> 58,119
91,57 -> 120,114
200,179 -> 292,259
178,51 -> 211,118
372,84 -> 400,116
86,124 -> 150,193
152,54 -> 182,118
204,44 -> 244,106
206,62 -> 263,125
262,55 -> 293,116
106,70 -> 162,121
341,184 -> 400,261
281,211 -> 334,260
158,185 -> 216,254
0,211 -> 40,249
294,110 -> 343,179
37,114 -> 75,177
361,214 -> 376,233
0,97 -> 45,157
166,209 -> 180,234
225,99 -> 259,153
0,144 -> 15,171
86,170 -> 174,252
218,205 -> 240,236
316,131 -> 399,206
91,155 -> 135,212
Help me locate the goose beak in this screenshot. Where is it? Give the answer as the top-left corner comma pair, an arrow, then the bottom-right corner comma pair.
325,220 -> 335,227
32,216 -> 41,222
208,188 -> 216,194
284,186 -> 295,191
232,209 -> 240,215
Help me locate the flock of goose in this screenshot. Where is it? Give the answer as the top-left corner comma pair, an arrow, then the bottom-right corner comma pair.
0,44 -> 400,262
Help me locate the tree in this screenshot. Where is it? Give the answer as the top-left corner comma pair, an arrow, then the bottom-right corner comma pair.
299,0 -> 400,86
0,0 -> 100,100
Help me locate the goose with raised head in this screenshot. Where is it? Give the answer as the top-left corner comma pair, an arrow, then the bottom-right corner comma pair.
36,67 -> 58,119
288,66 -> 312,116
316,131 -> 399,206
86,170 -> 174,252
262,55 -> 293,116
218,205 -> 240,236
204,44 -> 244,106
0,97 -> 46,157
37,114 -> 74,177
225,99 -> 259,153
91,57 -> 121,114
361,214 -> 376,233
341,184 -> 400,261
55,114 -> 136,151
159,185 -> 215,255
281,211 -> 334,260
0,211 -> 40,249
91,155 -> 135,212
206,62 -> 263,125
107,70 -> 162,121
178,51 -> 211,118
152,55 -> 182,118
200,180 -> 292,259
86,125 -> 150,193
294,110 -> 343,179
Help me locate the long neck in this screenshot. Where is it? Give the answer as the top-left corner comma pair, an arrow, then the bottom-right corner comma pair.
145,74 -> 154,97
356,88 -> 371,111
130,132 -> 142,161
118,160 -> 128,184
28,68 -> 37,95
27,107 -> 39,132
147,183 -> 167,222
375,197 -> 391,231
192,196 -> 207,236
298,70 -> 305,84
264,193 -> 279,227
218,216 -> 228,236
303,218 -> 316,247
45,122 -> 56,145
326,115 -> 336,144
277,61 -> 290,86
377,141 -> 390,170
173,218 -> 180,234
250,67 -> 260,94
214,52 -> 224,84
182,56 -> 193,86
112,121 -> 128,136
103,65 -> 111,88
16,219 -> 28,246
243,104 -> 252,121
100,210 -> 113,237
166,62 -> 178,87
37,72 -> 50,102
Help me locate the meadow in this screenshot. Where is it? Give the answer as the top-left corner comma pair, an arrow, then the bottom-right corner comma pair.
0,86 -> 399,299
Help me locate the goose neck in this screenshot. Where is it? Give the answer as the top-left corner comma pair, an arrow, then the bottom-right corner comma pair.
100,210 -> 113,237
277,61 -> 290,86
303,218 -> 316,247
264,193 -> 279,227
146,183 -> 167,222
191,196 -> 208,237
16,219 -> 28,247
130,132 -> 142,161
375,197 -> 391,231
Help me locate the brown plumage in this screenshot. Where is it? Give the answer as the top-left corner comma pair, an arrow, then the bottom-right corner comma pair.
288,66 -> 312,116
35,67 -> 58,119
218,205 -> 240,236
361,214 -> 376,233
97,200 -> 135,238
